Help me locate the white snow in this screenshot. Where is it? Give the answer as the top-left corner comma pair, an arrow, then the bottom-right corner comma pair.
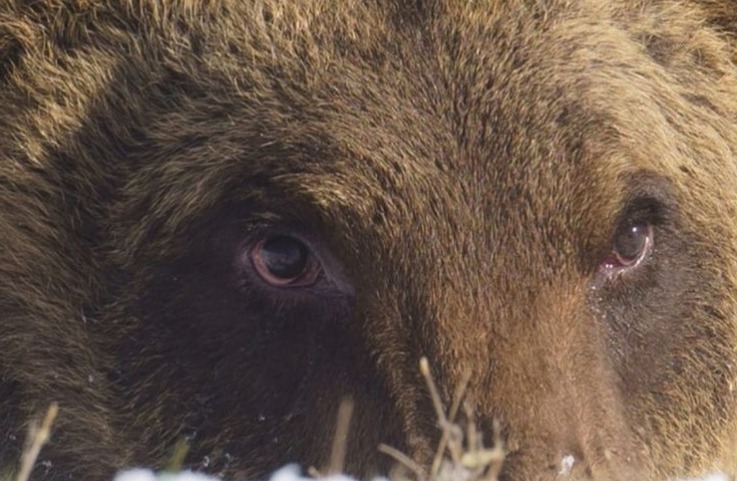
558,454 -> 575,476
112,465 -> 730,481
113,465 -> 382,481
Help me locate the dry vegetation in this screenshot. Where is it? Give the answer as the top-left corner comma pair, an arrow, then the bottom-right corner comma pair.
374,358 -> 505,481
11,359 -> 505,481
11,403 -> 58,481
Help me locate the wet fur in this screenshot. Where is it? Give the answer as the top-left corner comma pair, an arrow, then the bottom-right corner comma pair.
1,1 -> 737,480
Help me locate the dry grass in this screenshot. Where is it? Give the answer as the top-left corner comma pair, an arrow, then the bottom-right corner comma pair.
12,358 -> 504,481
375,358 -> 505,481
311,357 -> 505,481
14,403 -> 58,481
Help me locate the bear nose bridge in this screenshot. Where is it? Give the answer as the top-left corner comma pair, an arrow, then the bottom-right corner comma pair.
422,266 -> 643,481
395,216 -> 642,479
486,288 -> 642,481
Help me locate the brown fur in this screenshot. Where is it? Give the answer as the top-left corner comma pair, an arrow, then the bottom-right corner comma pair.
2,1 -> 737,480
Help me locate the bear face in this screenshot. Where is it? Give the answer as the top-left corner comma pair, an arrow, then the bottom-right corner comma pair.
2,1 -> 737,480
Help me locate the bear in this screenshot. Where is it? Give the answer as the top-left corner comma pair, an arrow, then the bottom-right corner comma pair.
2,0 -> 737,480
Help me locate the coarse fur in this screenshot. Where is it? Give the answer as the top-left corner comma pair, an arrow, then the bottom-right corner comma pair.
1,1 -> 737,480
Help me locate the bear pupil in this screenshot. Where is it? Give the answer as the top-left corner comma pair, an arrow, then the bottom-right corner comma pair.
260,236 -> 309,279
615,223 -> 648,261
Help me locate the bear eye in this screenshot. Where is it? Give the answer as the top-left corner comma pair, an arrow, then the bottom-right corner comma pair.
603,221 -> 653,271
250,235 -> 320,287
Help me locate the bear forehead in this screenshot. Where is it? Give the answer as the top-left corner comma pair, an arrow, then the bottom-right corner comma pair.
104,3 -> 649,237
9,1 -> 730,260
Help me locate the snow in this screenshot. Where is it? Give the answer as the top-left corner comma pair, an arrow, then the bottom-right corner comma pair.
115,470 -> 212,481
112,465 -> 729,481
113,465 -> 383,481
558,454 -> 575,476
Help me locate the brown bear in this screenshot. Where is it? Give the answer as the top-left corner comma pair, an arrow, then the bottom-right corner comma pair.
2,1 -> 737,480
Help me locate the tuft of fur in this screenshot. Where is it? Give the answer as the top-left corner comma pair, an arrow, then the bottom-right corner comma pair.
2,1 -> 737,480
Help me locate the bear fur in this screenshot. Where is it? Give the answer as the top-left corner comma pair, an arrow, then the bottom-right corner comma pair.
2,1 -> 737,480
